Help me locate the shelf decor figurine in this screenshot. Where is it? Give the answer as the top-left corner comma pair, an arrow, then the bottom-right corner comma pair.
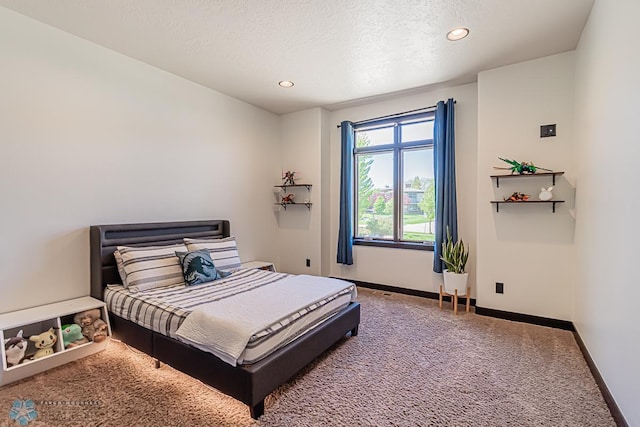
504,192 -> 530,202
282,170 -> 297,185
281,194 -> 295,204
495,157 -> 552,175
538,187 -> 554,201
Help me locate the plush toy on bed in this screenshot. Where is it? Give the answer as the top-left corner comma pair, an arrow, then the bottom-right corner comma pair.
4,330 -> 28,367
61,323 -> 88,348
29,328 -> 58,360
73,309 -> 108,343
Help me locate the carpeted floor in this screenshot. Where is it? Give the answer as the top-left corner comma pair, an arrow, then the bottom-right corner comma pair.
0,288 -> 615,426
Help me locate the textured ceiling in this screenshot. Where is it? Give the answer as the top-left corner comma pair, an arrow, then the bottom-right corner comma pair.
0,0 -> 594,114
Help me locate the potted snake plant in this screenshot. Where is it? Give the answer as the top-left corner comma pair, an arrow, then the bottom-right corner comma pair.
440,227 -> 469,294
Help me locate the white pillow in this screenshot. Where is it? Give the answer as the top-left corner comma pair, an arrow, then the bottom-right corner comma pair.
184,236 -> 242,271
116,244 -> 187,292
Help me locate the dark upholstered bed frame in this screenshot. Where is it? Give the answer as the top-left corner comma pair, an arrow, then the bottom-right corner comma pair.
89,220 -> 360,419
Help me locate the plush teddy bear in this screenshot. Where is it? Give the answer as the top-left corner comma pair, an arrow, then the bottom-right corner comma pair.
61,324 -> 88,348
29,328 -> 57,360
73,309 -> 108,343
4,330 -> 28,367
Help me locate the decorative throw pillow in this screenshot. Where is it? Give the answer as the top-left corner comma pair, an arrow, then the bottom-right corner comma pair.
176,249 -> 231,286
184,236 -> 242,271
116,244 -> 187,292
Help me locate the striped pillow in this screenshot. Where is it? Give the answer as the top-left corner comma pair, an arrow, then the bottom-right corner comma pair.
184,237 -> 242,271
113,249 -> 128,285
116,244 -> 187,292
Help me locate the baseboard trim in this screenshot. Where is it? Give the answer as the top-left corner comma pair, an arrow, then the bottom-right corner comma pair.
348,279 -> 476,306
572,331 -> 628,427
349,279 -> 570,331
475,306 -> 575,331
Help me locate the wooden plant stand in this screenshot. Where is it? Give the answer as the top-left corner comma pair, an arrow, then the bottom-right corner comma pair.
439,285 -> 471,315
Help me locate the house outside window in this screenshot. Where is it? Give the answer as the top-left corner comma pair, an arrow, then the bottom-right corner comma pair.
353,111 -> 435,249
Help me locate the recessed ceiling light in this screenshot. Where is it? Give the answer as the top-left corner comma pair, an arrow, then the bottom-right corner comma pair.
278,80 -> 294,88
446,27 -> 469,41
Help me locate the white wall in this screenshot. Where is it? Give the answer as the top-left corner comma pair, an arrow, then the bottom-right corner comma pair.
0,7 -> 280,313
320,108 -> 332,277
573,0 -> 640,424
276,108 -> 323,275
329,83 -> 478,294
476,52 -> 576,320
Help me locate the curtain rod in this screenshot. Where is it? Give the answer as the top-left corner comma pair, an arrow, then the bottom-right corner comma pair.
336,100 -> 456,128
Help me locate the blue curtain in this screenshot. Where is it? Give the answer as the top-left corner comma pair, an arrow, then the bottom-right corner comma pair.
433,99 -> 457,273
337,121 -> 354,265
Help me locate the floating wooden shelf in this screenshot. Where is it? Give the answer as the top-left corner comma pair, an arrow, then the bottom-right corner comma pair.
490,200 -> 565,213
275,202 -> 312,211
274,183 -> 312,211
274,184 -> 312,191
490,171 -> 564,188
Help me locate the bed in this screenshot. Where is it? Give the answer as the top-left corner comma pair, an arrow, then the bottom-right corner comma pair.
89,220 -> 360,419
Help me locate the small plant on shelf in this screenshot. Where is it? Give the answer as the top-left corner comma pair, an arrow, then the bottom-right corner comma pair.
494,157 -> 552,175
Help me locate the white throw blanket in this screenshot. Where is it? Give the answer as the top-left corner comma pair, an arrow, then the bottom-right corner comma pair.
175,274 -> 356,366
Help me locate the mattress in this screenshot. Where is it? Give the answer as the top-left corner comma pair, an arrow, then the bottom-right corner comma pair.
104,268 -> 356,365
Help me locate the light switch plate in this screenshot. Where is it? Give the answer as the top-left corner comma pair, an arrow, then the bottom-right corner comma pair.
540,124 -> 556,138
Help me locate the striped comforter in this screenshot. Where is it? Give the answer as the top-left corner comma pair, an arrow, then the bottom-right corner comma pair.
104,269 -> 356,365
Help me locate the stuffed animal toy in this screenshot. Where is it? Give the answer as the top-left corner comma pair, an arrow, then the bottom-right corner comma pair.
95,322 -> 108,342
29,328 -> 57,360
73,309 -> 108,343
61,324 -> 88,348
4,330 -> 27,367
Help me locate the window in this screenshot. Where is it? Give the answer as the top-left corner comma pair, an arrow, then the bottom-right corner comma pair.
353,112 -> 435,249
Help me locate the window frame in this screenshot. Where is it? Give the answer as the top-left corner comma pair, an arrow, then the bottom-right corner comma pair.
352,111 -> 435,251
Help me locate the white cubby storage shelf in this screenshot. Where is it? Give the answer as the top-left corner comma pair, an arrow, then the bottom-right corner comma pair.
0,296 -> 111,387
